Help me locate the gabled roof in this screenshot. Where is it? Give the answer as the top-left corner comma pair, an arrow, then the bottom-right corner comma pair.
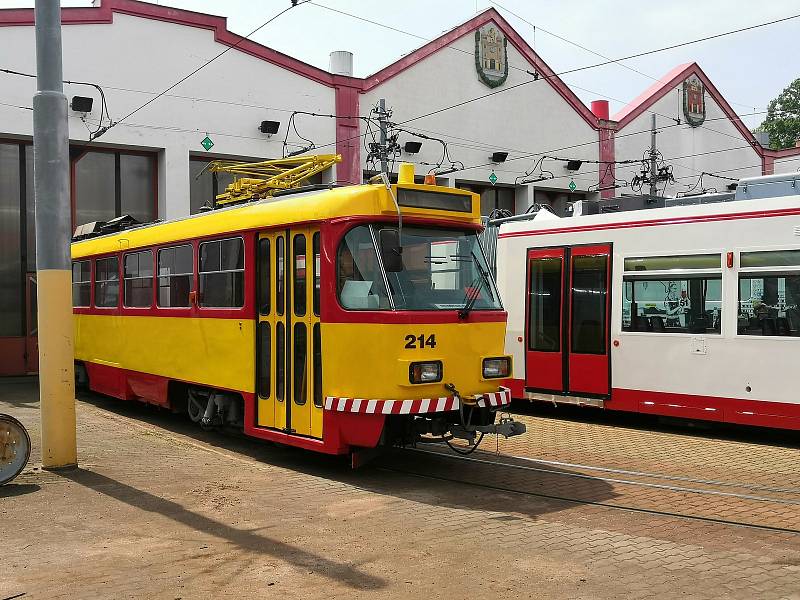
613,62 -> 762,152
361,8 -> 599,128
0,2 -> 599,128
0,0 -> 339,87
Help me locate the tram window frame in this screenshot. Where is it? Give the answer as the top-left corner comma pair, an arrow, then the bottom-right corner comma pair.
94,256 -> 120,308
157,244 -> 193,308
257,238 -> 270,316
293,234 -> 306,317
571,254 -> 607,355
293,322 -> 307,406
198,237 -> 245,309
336,225 -> 392,311
622,274 -> 723,334
123,249 -> 154,308
257,321 -> 271,398
313,323 -> 322,408
737,249 -> 800,338
528,256 -> 563,352
72,260 -> 91,307
313,232 -> 320,317
276,236 -> 285,316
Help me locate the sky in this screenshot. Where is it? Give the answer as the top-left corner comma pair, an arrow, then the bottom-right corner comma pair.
1,0 -> 798,129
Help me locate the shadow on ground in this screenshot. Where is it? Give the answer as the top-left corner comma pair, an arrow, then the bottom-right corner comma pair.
55,467 -> 386,591
0,483 -> 40,498
69,388 -> 619,522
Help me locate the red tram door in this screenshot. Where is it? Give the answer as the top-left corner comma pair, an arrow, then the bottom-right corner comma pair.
525,244 -> 611,397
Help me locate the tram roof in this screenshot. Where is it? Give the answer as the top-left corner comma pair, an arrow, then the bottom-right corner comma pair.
72,182 -> 480,258
498,193 -> 800,238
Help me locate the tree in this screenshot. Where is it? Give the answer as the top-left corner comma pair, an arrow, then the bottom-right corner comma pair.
759,78 -> 800,150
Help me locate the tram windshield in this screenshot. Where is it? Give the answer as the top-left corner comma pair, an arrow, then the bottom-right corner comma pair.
337,224 -> 502,312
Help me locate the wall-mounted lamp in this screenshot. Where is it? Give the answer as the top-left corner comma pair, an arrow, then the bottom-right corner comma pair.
403,141 -> 422,154
490,151 -> 508,163
566,160 -> 583,171
259,120 -> 281,135
70,96 -> 93,113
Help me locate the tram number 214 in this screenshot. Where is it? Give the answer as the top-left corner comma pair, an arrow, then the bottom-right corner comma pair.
404,334 -> 437,349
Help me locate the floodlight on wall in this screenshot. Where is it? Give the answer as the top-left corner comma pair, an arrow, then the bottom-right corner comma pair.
403,141 -> 422,154
70,96 -> 93,113
566,160 -> 583,171
259,120 -> 281,135
490,151 -> 508,163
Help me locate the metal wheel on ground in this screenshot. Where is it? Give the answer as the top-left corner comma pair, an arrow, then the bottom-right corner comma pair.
0,414 -> 31,485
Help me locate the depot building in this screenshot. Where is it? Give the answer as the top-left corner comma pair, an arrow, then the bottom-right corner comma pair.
1,0 -> 799,375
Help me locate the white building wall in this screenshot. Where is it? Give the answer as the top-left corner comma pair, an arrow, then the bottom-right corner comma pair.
615,86 -> 762,196
360,25 -> 600,205
774,154 -> 800,174
0,13 -> 336,220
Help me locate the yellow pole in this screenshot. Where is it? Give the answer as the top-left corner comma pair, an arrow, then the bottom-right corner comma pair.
33,1 -> 77,469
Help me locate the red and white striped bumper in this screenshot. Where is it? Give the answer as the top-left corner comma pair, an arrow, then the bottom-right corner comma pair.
324,386 -> 511,415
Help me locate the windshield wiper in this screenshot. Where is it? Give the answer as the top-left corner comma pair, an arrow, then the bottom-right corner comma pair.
457,253 -> 495,319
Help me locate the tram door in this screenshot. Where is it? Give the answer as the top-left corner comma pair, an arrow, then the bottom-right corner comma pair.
256,229 -> 323,438
525,244 -> 611,397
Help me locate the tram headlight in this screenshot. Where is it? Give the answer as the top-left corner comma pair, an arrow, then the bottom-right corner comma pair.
482,357 -> 511,379
409,361 -> 442,384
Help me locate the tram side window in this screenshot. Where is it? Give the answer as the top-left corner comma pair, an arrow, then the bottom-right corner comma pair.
199,238 -> 244,308
738,250 -> 800,337
313,323 -> 322,408
622,276 -> 722,334
257,238 -> 270,315
571,255 -> 607,354
528,257 -> 562,352
94,256 -> 119,308
124,250 -> 154,308
72,260 -> 91,307
337,226 -> 391,310
294,234 -> 306,317
313,233 -> 320,317
158,244 -> 193,308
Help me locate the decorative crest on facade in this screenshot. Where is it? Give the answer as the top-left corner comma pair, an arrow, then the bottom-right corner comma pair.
683,75 -> 706,127
475,24 -> 508,88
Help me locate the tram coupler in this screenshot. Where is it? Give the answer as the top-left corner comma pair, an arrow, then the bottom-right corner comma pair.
450,415 -> 526,441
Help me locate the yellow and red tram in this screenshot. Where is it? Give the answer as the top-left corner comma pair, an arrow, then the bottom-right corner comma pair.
71,165 -> 521,459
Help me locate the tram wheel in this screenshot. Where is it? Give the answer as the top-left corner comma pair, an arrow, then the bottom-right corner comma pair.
187,392 -> 205,423
0,414 -> 31,486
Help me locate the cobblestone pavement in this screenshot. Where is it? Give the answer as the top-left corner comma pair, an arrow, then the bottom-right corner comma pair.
2,379 -> 800,599
414,406 -> 800,531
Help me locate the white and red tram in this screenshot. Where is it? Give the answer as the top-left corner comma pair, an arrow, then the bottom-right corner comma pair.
496,194 -> 800,429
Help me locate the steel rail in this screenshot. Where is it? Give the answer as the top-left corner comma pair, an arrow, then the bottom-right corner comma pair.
407,448 -> 800,506
380,456 -> 800,535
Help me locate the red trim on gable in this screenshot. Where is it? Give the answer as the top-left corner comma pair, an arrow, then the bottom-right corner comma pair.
762,146 -> 800,159
612,63 -> 691,124
763,154 -> 775,175
613,62 -> 763,157
361,8 -> 599,129
334,83 -> 362,185
0,0 -> 335,87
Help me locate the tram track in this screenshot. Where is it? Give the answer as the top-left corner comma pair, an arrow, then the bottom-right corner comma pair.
377,447 -> 800,535
409,448 -> 800,505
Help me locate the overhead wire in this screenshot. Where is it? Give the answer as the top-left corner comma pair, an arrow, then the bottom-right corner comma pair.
489,0 -> 766,114
393,11 -> 800,127
99,0 -> 311,139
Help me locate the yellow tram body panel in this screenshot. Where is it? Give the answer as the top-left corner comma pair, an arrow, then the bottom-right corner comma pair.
74,315 -> 255,393
320,321 -> 509,400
